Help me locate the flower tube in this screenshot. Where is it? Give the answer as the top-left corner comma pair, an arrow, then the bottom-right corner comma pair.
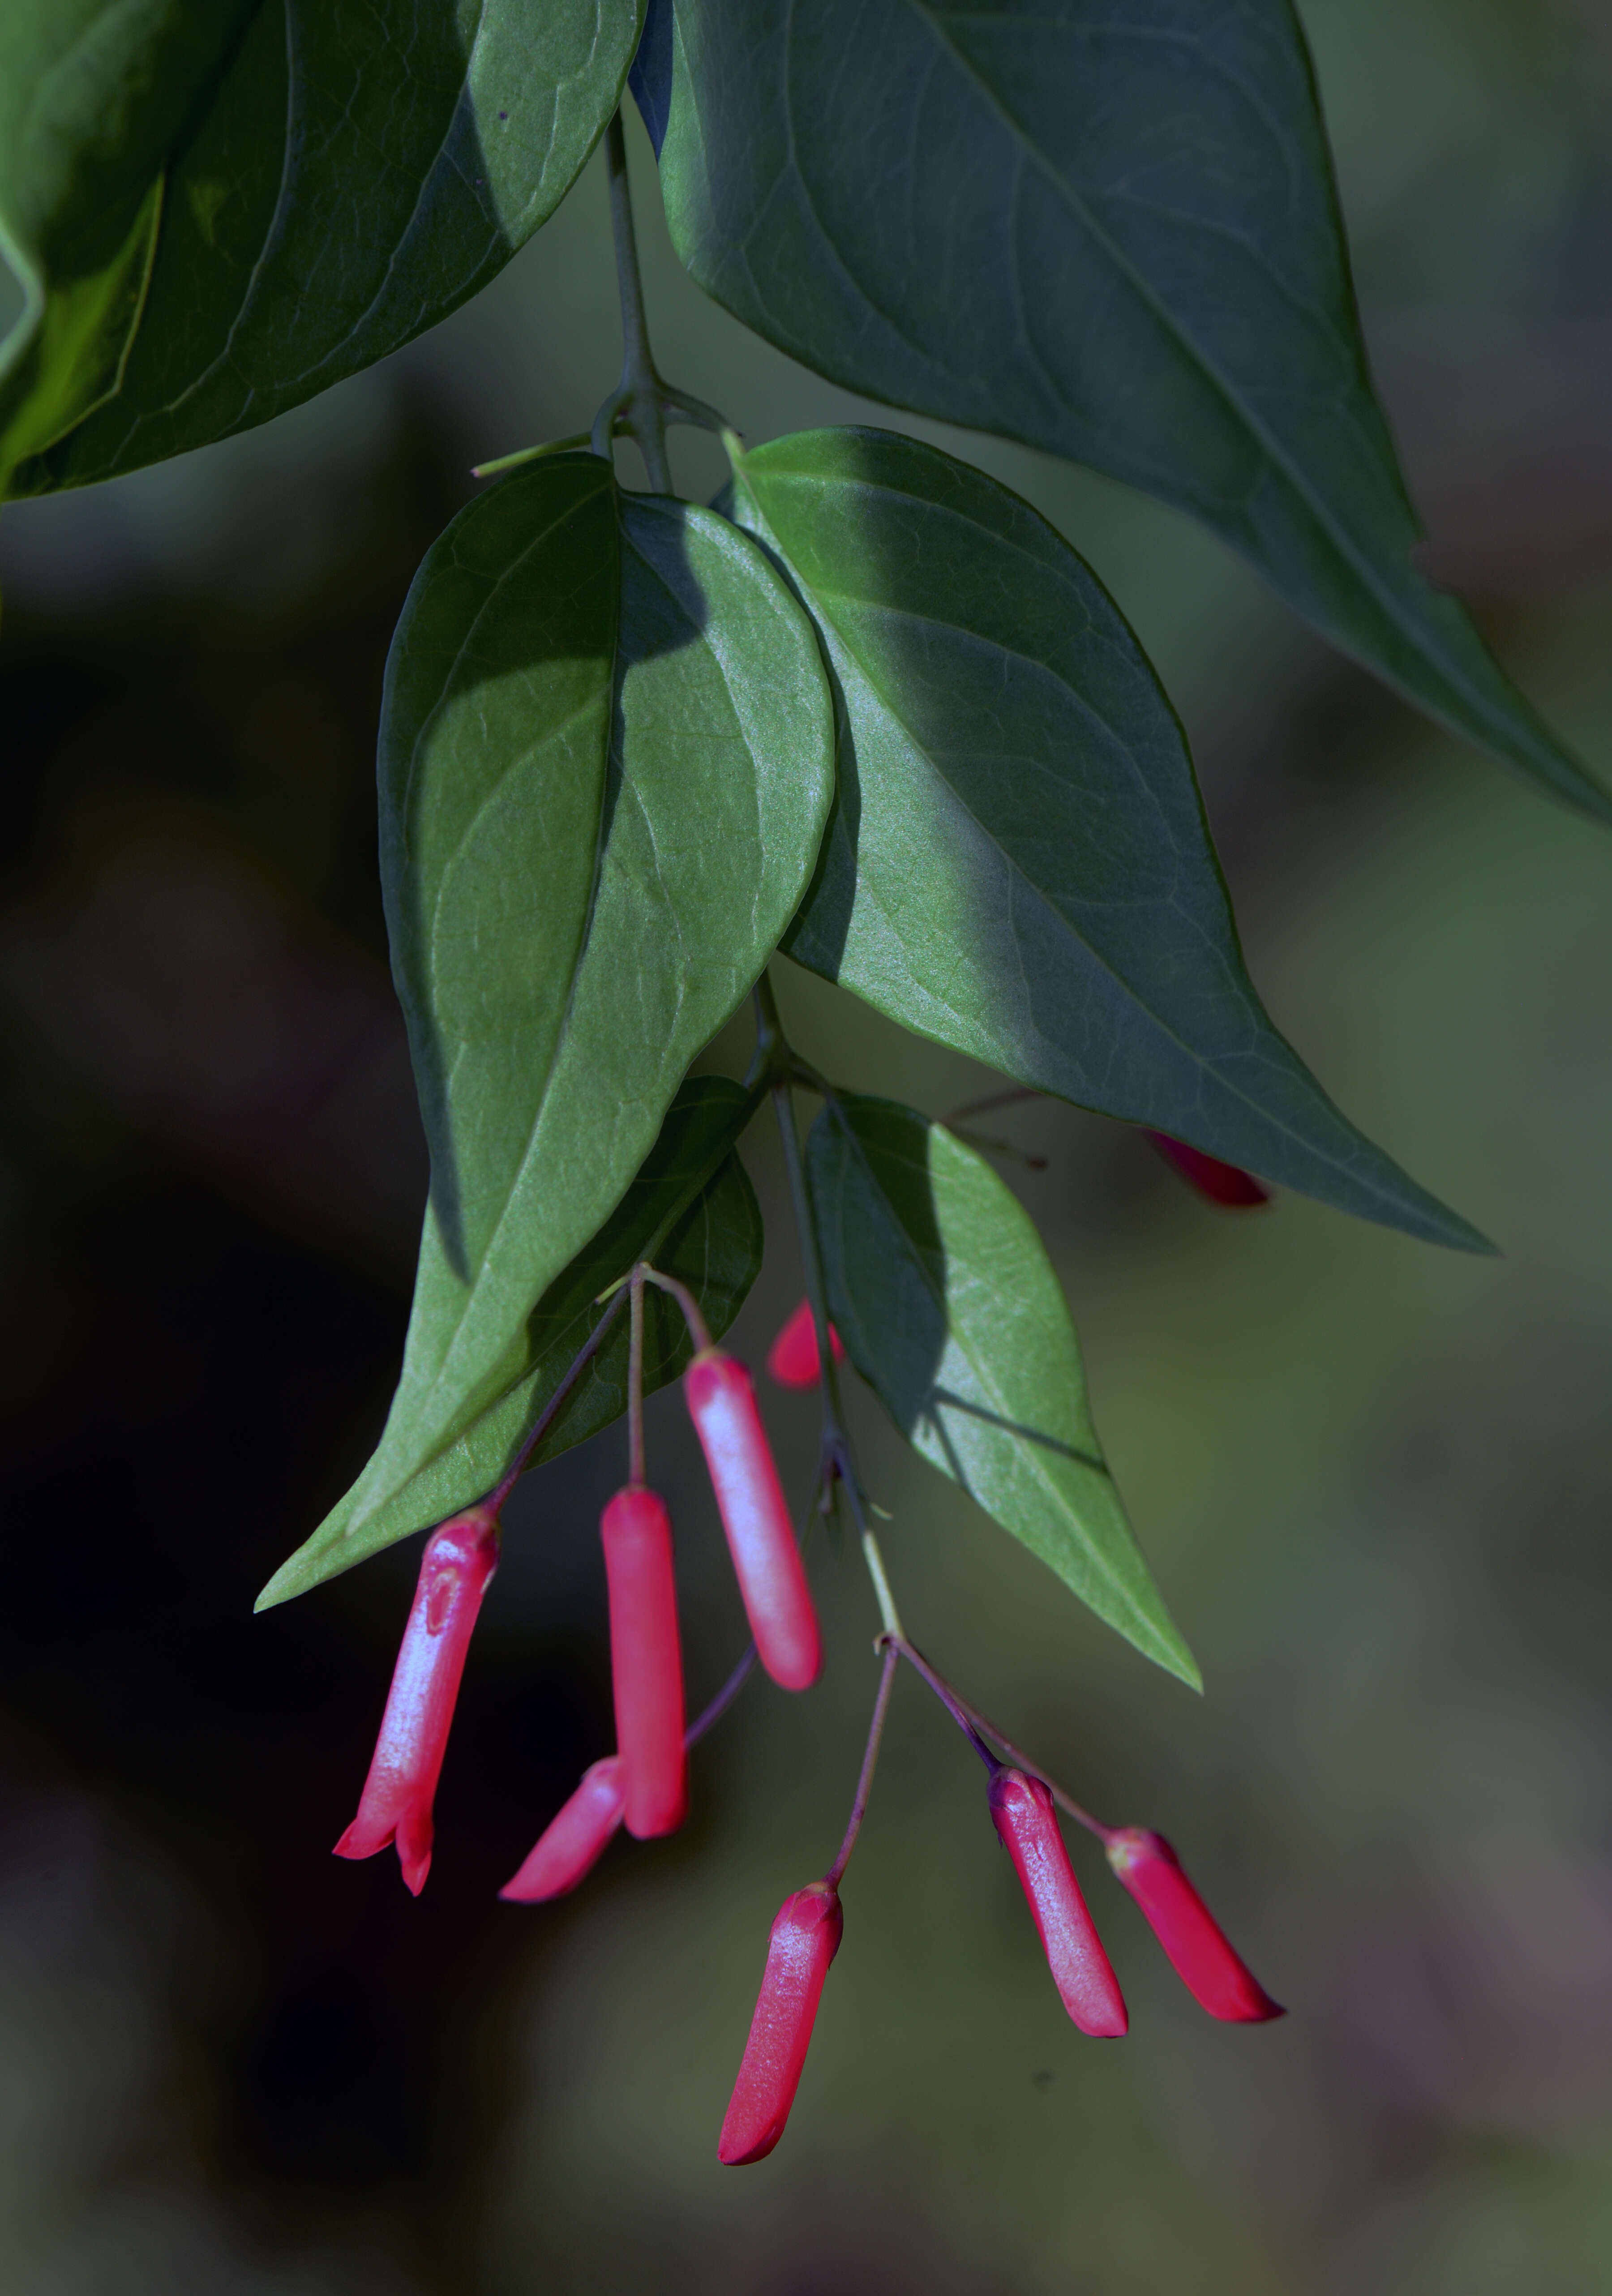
718,1881 -> 843,2164
766,1298 -> 846,1390
600,1486 -> 688,1838
989,1768 -> 1127,2037
501,1758 -> 627,1902
1145,1131 -> 1269,1208
683,1349 -> 822,1690
334,1505 -> 499,1894
1106,1828 -> 1284,2022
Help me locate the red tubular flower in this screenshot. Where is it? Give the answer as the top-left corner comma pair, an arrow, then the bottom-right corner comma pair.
500,1757 -> 626,1902
989,1769 -> 1128,2037
766,1297 -> 846,1390
600,1486 -> 688,1838
334,1505 -> 500,1894
718,1881 -> 843,2165
1106,1828 -> 1284,2022
1145,1131 -> 1270,1208
683,1348 -> 822,1691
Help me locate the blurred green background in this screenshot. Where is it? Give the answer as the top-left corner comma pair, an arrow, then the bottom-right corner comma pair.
2,2 -> 1611,2289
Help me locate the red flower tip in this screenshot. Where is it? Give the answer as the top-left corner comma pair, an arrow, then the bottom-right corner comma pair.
500,1757 -> 626,1902
1106,1828 -> 1284,2022
1145,1132 -> 1270,1208
333,1505 -> 500,1894
683,1349 -> 823,1692
766,1298 -> 846,1389
718,1881 -> 843,2166
989,1769 -> 1128,2037
600,1486 -> 688,1839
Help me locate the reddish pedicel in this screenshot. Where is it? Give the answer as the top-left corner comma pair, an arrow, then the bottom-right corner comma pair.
989,1769 -> 1128,2037
766,1298 -> 846,1390
334,1505 -> 500,1894
1145,1131 -> 1270,1208
718,1881 -> 844,2165
683,1349 -> 823,1691
1106,1828 -> 1284,2022
500,1757 -> 627,1902
600,1486 -> 688,1838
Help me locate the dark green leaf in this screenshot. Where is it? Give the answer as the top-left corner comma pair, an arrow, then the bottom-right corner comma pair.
659,0 -> 1607,817
337,452 -> 833,1546
257,1075 -> 763,1608
734,427 -> 1485,1251
809,1093 -> 1197,1685
3,0 -> 642,496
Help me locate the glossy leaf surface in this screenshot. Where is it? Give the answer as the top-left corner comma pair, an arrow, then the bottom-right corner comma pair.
658,0 -> 1606,814
3,0 -> 641,496
259,1077 -> 763,1607
734,428 -> 1483,1251
337,453 -> 832,1548
807,1094 -> 1197,1685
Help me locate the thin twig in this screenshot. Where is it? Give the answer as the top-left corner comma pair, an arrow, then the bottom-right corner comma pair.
883,1636 -> 995,1771
685,1643 -> 756,1748
488,1285 -> 630,1512
600,111 -> 671,491
640,1264 -> 712,1353
825,1644 -> 900,1888
627,1264 -> 646,1486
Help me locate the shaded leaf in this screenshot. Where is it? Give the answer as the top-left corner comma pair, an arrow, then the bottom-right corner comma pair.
733,427 -> 1484,1251
659,0 -> 1606,816
257,1075 -> 763,1607
339,452 -> 833,1543
3,0 -> 641,496
809,1093 -> 1197,1685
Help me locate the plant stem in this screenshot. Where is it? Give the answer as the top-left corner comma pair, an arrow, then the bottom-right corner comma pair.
685,1643 -> 756,1748
599,111 -> 672,492
825,1643 -> 900,1888
756,973 -> 905,1641
627,1264 -> 647,1486
882,1636 -> 995,1770
639,1264 -> 712,1353
884,1635 -> 1112,1838
488,1285 -> 630,1512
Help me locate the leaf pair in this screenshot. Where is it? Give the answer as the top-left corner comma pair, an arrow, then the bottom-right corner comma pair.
0,0 -> 644,494
643,0 -> 1608,819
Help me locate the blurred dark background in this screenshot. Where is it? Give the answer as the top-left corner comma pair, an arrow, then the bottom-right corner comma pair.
2,2 -> 1611,2289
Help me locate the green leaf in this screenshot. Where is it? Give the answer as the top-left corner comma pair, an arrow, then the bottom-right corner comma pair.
657,0 -> 1607,818
257,1075 -> 763,1608
340,451 -> 833,1546
809,1092 -> 1197,1686
733,426 -> 1485,1252
2,0 -> 642,497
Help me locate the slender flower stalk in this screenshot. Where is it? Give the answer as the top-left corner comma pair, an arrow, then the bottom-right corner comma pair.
500,1758 -> 626,1903
1145,1132 -> 1270,1208
989,1768 -> 1128,2037
1106,1828 -> 1284,2022
767,1297 -> 845,1389
718,1881 -> 844,2165
600,1485 -> 688,1838
684,1348 -> 823,1689
334,1506 -> 500,1894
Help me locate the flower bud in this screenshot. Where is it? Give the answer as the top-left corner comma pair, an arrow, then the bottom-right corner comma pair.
1145,1131 -> 1269,1208
766,1298 -> 846,1390
683,1348 -> 822,1691
989,1769 -> 1127,2037
500,1758 -> 626,1902
718,1881 -> 843,2165
1106,1828 -> 1284,2022
600,1486 -> 688,1838
334,1506 -> 499,1894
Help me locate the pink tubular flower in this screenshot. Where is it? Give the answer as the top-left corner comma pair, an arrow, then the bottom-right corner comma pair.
989,1769 -> 1128,2037
1106,1828 -> 1284,2022
600,1486 -> 688,1839
683,1348 -> 822,1691
1145,1131 -> 1270,1208
334,1505 -> 500,1894
718,1881 -> 843,2165
500,1757 -> 627,1902
766,1298 -> 846,1390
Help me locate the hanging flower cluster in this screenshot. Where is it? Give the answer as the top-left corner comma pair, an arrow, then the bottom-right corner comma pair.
335,1237 -> 1282,2164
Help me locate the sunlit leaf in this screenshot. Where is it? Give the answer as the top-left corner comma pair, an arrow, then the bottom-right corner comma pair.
733,426 -> 1485,1251
809,1093 -> 1198,1685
